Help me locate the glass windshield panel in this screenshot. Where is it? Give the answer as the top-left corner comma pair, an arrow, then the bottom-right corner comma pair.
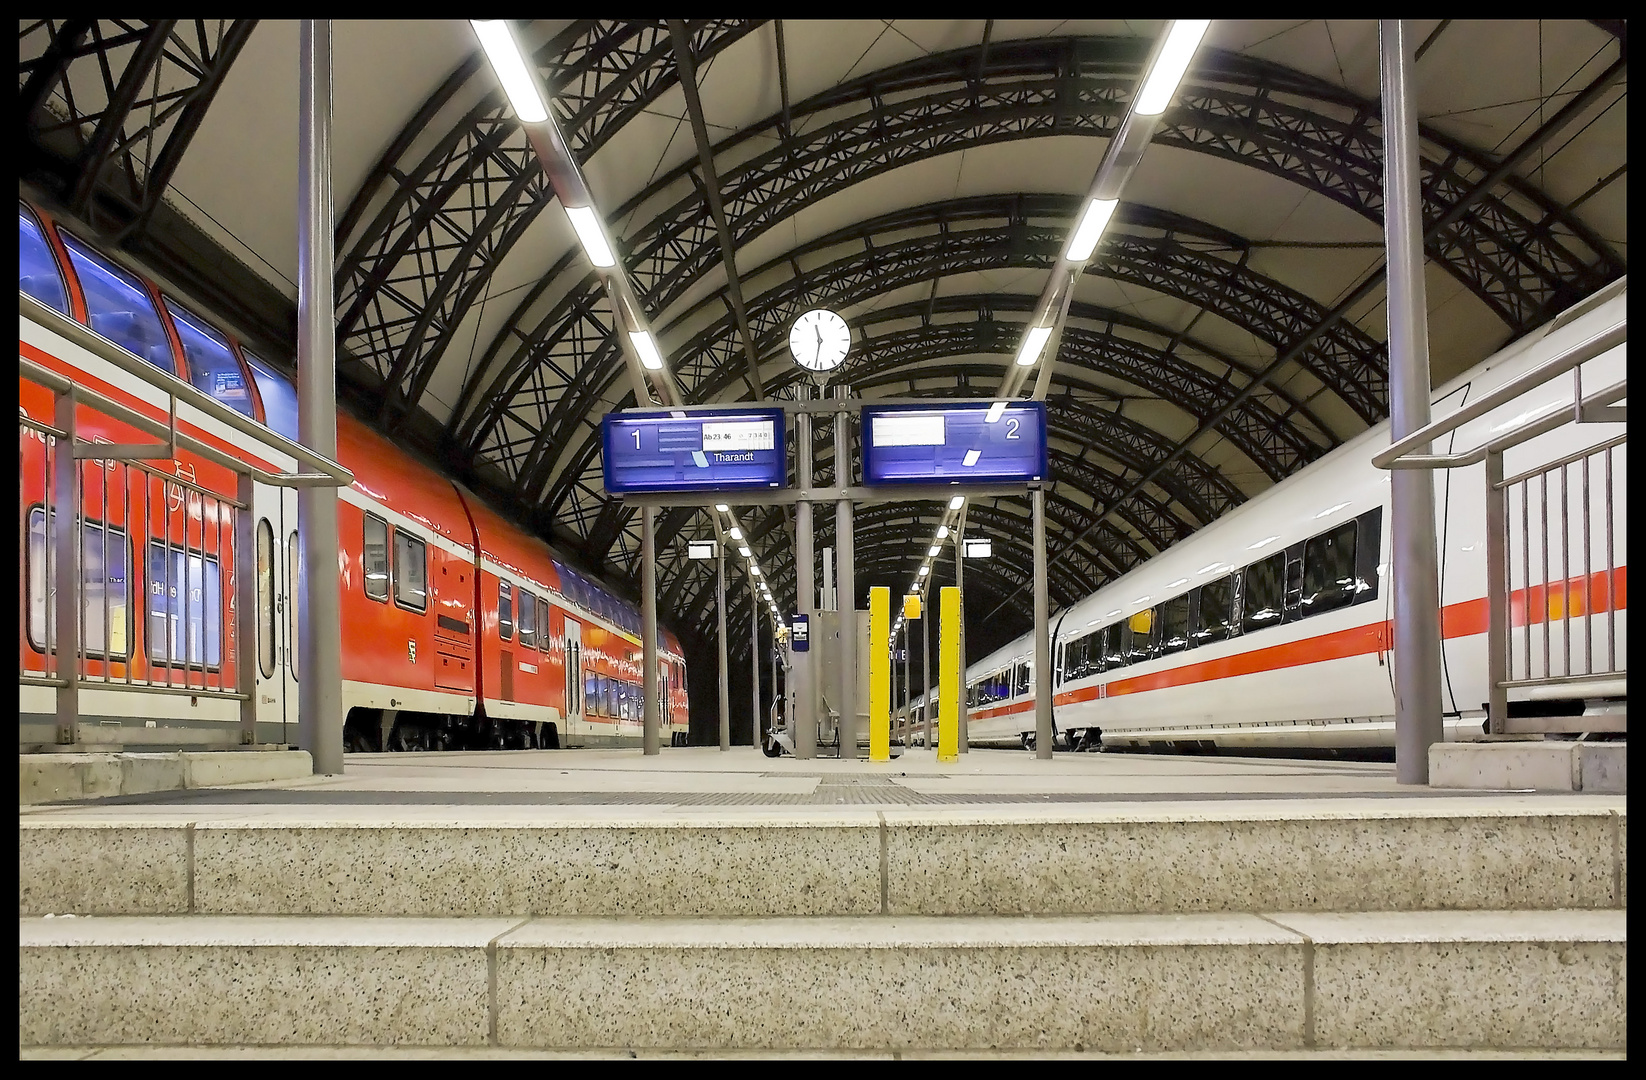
59,232 -> 174,374
165,299 -> 255,418
242,351 -> 299,442
1195,574 -> 1236,645
19,206 -> 69,314
1242,553 -> 1286,633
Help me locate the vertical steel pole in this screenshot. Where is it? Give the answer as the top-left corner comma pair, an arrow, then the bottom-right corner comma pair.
717,545 -> 730,751
642,505 -> 660,755
1381,20 -> 1444,782
955,506 -> 968,753
297,20 -> 343,775
52,390 -> 78,745
903,621 -> 912,742
795,393 -> 816,759
834,391 -> 857,758
769,606 -> 778,742
1033,488 -> 1053,759
750,581 -> 761,747
921,598 -> 932,749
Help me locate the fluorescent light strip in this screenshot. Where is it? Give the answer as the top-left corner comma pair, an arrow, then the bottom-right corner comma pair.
739,546 -> 751,557
1014,324 -> 1053,367
1135,20 -> 1210,116
936,525 -> 949,540
1064,198 -> 1118,262
962,449 -> 982,467
729,527 -> 742,540
627,330 -> 664,370
714,503 -> 729,512
564,205 -> 616,268
928,546 -> 941,558
984,400 -> 1008,423
918,565 -> 930,576
470,21 -> 547,124
949,496 -> 965,510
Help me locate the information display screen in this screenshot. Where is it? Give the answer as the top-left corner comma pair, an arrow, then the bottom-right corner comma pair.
860,402 -> 1048,485
603,408 -> 787,493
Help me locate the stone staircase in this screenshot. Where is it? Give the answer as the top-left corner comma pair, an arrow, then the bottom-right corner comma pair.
19,803 -> 1627,1053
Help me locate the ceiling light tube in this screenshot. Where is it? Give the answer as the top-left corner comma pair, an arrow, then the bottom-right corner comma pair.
936,525 -> 949,539
564,205 -> 617,268
928,546 -> 941,558
470,21 -> 548,124
1134,20 -> 1210,116
984,400 -> 1008,424
1064,197 -> 1118,262
750,566 -> 760,576
729,527 -> 742,540
739,546 -> 751,557
949,495 -> 965,510
1014,324 -> 1053,367
714,503 -> 729,512
918,565 -> 930,577
627,329 -> 664,370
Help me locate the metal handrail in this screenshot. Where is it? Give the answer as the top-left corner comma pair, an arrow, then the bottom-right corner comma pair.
20,292 -> 353,486
1372,316 -> 1626,470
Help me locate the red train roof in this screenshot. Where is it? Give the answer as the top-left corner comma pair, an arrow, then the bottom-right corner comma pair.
336,413 -> 474,552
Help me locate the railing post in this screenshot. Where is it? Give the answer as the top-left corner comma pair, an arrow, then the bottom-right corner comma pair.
52,388 -> 79,746
236,471 -> 258,745
1483,449 -> 1511,735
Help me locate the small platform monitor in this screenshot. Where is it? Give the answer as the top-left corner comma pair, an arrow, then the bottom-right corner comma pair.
860,401 -> 1048,485
603,408 -> 787,493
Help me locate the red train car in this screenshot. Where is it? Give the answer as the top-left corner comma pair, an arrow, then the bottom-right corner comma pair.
18,197 -> 688,751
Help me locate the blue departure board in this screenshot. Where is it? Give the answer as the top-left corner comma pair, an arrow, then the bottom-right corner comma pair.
603,408 -> 787,493
860,402 -> 1048,485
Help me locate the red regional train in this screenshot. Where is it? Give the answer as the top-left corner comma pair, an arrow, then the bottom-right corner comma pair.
19,197 -> 689,752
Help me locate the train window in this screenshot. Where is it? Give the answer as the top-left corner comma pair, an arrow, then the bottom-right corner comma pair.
498,582 -> 514,640
26,508 -> 132,659
164,299 -> 255,418
1242,552 -> 1286,633
362,515 -> 389,601
1301,521 -> 1360,616
288,532 -> 299,680
585,671 -> 599,716
1194,574 -> 1236,645
392,531 -> 427,611
1099,623 -> 1124,671
242,351 -> 300,443
518,590 -> 537,649
1126,609 -> 1156,663
1159,595 -> 1190,655
257,519 -> 275,678
145,541 -> 221,668
58,232 -> 176,375
19,206 -> 70,315
1015,662 -> 1030,696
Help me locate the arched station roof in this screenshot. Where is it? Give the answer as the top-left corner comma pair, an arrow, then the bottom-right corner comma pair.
21,18 -> 1626,659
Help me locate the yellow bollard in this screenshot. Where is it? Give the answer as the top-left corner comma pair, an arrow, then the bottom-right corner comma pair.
869,586 -> 890,761
938,585 -> 959,763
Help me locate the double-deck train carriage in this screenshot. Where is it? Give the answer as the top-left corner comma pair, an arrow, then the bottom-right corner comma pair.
964,280 -> 1626,753
19,198 -> 688,751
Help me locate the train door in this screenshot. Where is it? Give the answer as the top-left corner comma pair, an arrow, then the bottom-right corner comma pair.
563,618 -> 583,743
250,480 -> 289,742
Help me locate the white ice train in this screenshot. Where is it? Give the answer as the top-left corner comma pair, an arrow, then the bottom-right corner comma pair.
912,279 -> 1627,752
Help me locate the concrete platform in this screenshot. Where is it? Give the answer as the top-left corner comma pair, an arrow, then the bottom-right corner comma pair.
19,750 -> 315,806
19,910 -> 1626,1052
1430,741 -> 1627,793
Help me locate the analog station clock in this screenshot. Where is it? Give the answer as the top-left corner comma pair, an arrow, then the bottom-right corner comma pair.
788,308 -> 850,373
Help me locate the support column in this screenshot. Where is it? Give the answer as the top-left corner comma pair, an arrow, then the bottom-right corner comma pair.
717,545 -> 729,751
1381,20 -> 1444,783
938,585 -> 960,763
794,393 -> 816,759
1033,487 -> 1053,759
834,392 -> 857,758
52,389 -> 78,746
955,506 -> 968,753
750,590 -> 760,747
641,505 -> 660,755
296,19 -> 343,776
903,620 -> 912,744
868,586 -> 890,761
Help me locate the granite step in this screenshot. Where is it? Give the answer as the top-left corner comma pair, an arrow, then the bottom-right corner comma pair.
20,805 -> 1627,918
18,910 -> 1627,1052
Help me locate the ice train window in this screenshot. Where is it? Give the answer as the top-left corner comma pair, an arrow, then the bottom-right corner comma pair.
1099,623 -> 1124,671
27,508 -> 131,659
243,351 -> 300,442
1301,522 -> 1360,616
58,232 -> 175,375
1241,553 -> 1286,633
393,531 -> 427,612
19,206 -> 69,314
1194,574 -> 1236,645
1159,595 -> 1190,655
165,299 -> 255,418
362,515 -> 389,602
1126,609 -> 1156,663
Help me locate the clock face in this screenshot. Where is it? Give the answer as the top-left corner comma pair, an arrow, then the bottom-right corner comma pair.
788,308 -> 850,372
